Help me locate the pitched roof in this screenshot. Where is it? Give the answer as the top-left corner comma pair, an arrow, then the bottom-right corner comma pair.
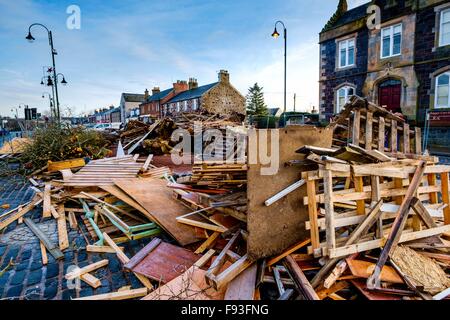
322,2 -> 370,32
268,108 -> 280,116
165,82 -> 218,104
122,93 -> 145,103
147,88 -> 173,102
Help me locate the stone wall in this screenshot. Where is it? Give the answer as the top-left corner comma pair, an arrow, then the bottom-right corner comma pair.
201,81 -> 246,116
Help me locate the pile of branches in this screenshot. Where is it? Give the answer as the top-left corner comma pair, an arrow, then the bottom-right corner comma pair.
20,124 -> 111,171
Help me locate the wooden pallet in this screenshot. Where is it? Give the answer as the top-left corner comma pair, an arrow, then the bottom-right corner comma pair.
301,160 -> 450,259
331,96 -> 422,157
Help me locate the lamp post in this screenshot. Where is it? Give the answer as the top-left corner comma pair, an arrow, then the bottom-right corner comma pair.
26,23 -> 61,123
42,92 -> 53,120
271,20 -> 287,113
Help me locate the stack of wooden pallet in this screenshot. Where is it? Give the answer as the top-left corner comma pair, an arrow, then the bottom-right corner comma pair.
187,163 -> 247,189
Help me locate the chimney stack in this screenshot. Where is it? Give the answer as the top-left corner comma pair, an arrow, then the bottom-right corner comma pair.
173,80 -> 189,94
188,78 -> 198,90
152,87 -> 160,95
218,70 -> 229,83
144,88 -> 149,100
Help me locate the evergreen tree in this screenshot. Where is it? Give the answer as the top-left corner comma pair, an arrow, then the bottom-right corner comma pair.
246,83 -> 268,116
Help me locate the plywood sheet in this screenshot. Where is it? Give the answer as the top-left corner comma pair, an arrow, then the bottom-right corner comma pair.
247,126 -> 333,260
114,178 -> 200,246
127,240 -> 200,283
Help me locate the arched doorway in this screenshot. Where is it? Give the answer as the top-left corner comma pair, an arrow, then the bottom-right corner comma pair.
378,78 -> 402,113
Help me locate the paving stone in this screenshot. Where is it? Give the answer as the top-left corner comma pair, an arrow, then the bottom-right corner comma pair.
64,250 -> 74,261
10,270 -> 26,286
29,260 -> 43,271
0,245 -> 6,256
20,249 -> 32,260
44,282 -> 58,300
0,271 -> 11,286
95,285 -> 111,295
77,251 -> 87,263
6,285 -> 23,298
14,260 -> 30,272
27,269 -> 42,286
107,257 -> 121,273
111,272 -> 128,289
46,264 -> 60,279
79,287 -> 93,297
61,289 -> 77,300
23,286 -> 41,300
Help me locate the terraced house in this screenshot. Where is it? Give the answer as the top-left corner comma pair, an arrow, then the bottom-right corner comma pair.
319,0 -> 450,127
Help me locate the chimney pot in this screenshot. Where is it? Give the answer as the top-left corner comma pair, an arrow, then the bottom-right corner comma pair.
218,70 -> 229,83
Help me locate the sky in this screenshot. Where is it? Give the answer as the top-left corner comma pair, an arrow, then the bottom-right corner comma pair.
0,0 -> 370,117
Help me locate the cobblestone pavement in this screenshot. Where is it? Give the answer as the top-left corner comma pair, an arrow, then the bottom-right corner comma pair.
0,176 -> 155,300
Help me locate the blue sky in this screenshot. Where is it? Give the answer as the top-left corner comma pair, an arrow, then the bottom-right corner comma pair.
0,0 -> 370,117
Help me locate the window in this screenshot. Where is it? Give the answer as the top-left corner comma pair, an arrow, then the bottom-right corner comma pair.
338,39 -> 355,68
176,102 -> 181,112
436,72 -> 450,108
440,9 -> 450,47
336,86 -> 355,113
184,101 -> 188,111
193,99 -> 198,110
381,24 -> 402,58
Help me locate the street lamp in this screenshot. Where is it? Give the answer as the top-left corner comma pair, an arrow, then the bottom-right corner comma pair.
42,92 -> 54,120
26,23 -> 61,123
271,20 -> 287,113
56,73 -> 68,86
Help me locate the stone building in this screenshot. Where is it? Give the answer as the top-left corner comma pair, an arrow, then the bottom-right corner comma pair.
119,93 -> 146,123
319,0 -> 450,126
162,70 -> 246,117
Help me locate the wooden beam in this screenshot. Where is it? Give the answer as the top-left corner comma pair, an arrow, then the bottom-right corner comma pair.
40,241 -> 48,265
80,273 -> 101,289
307,179 -> 320,250
441,172 -> 450,225
56,205 -> 69,251
86,245 -> 124,253
354,176 -> 365,215
367,161 -> 426,289
24,217 -> 63,260
42,183 -> 51,218
352,109 -> 361,145
65,259 -> 109,280
378,117 -> 385,152
283,255 -> 319,300
194,231 -> 221,254
267,238 -> 311,267
365,111 -> 373,150
210,254 -> 254,290
74,288 -> 148,300
323,169 -> 335,250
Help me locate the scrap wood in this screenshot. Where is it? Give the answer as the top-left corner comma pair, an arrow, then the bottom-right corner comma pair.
224,263 -> 257,300
367,161 -> 426,289
86,244 -> 124,253
102,232 -> 153,290
316,281 -> 349,300
47,158 -> 85,172
56,205 -> 69,251
74,288 -> 148,300
124,237 -> 200,283
195,231 -> 221,254
390,245 -> 450,295
432,287 -> 450,300
267,238 -> 311,267
42,183 -> 52,218
40,242 -> 48,265
142,250 -> 226,300
80,273 -> 101,289
283,254 -> 319,300
114,178 -> 200,246
346,259 -> 404,284
209,254 -> 254,290
23,217 -> 63,260
65,259 -> 109,280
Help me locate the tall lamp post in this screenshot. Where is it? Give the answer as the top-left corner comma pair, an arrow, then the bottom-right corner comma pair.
26,23 -> 61,123
42,92 -> 53,120
271,20 -> 287,113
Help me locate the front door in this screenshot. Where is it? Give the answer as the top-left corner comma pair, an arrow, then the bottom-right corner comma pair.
378,79 -> 402,113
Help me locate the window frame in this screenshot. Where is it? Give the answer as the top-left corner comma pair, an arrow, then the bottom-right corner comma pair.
440,8 -> 450,47
435,72 -> 450,109
380,23 -> 403,59
338,38 -> 356,69
335,85 -> 355,114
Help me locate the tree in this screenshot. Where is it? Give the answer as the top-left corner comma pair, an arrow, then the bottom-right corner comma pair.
246,83 -> 268,116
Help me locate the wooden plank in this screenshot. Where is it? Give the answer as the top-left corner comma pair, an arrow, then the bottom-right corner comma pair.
390,120 -> 398,153
141,154 -> 154,172
403,123 -> 410,154
114,179 -> 200,246
48,158 -> 85,172
56,205 -> 69,251
102,232 -> 153,290
86,245 -> 123,253
354,176 -> 365,215
267,238 -> 311,267
365,111 -> 373,150
352,109 -> 361,145
124,238 -> 162,271
415,127 -> 422,154
378,117 -> 385,152
43,183 -> 51,218
347,259 -> 403,284
195,231 -> 221,254
80,273 -> 101,289
23,217 -> 63,260
306,179 -> 320,250
367,162 -> 426,288
224,263 -> 257,300
206,232 -> 240,278
210,254 -> 254,290
40,241 -> 48,265
427,174 -> 439,204
74,288 -> 148,300
323,169 -> 335,250
411,197 -> 437,229
65,259 -> 109,280
442,172 -> 450,225
283,254 -> 319,300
